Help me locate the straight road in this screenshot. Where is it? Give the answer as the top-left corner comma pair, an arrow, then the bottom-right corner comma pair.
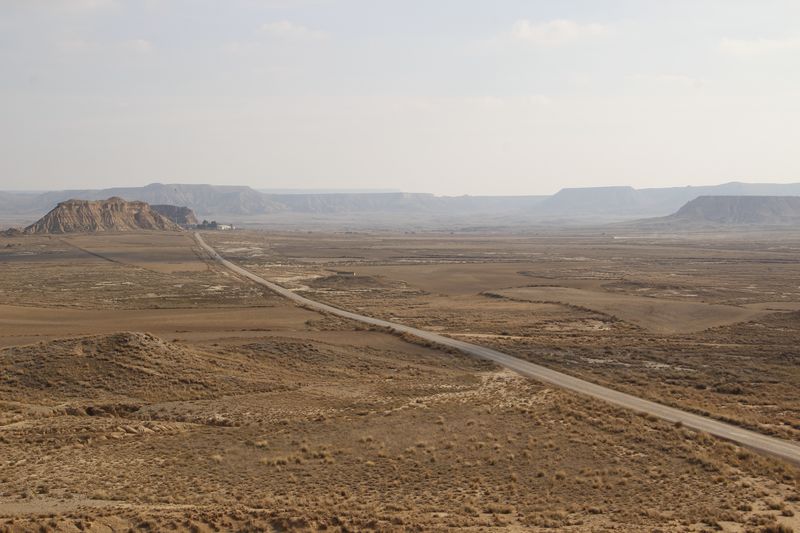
195,232 -> 800,465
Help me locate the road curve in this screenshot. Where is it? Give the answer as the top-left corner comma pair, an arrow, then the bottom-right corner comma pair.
195,232 -> 800,465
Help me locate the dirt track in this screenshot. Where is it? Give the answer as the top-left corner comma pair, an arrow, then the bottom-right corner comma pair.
196,231 -> 800,465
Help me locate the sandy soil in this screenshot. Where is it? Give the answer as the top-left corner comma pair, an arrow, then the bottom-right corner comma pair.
2,229 -> 799,532
3,329 -> 800,532
207,229 -> 800,444
63,233 -> 211,273
350,262 -> 538,295
494,286 -> 797,334
0,234 -> 270,309
0,304 -> 317,348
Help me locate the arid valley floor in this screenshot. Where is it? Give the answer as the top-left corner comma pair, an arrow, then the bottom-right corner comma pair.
2,229 -> 800,532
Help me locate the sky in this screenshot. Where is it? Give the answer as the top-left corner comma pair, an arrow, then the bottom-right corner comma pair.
1,0 -> 799,195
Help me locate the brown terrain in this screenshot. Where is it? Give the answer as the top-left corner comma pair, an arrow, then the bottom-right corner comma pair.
215,230 -> 800,442
1,227 -> 800,532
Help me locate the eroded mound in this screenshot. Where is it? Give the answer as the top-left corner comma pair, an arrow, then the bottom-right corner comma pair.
0,332 -> 279,403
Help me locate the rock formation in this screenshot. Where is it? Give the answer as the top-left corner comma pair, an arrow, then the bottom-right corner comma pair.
24,197 -> 183,234
150,204 -> 199,226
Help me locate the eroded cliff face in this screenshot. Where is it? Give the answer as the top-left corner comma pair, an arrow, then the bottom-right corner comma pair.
150,205 -> 199,225
24,197 -> 183,234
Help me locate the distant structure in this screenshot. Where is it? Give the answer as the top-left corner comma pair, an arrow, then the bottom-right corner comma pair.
197,220 -> 235,231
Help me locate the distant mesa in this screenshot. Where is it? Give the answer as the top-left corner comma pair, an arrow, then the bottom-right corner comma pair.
23,197 -> 185,234
537,182 -> 800,219
2,181 -> 800,225
540,186 -> 641,215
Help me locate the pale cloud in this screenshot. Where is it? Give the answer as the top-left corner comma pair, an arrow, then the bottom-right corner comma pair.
56,38 -> 98,52
510,19 -> 609,47
10,0 -> 116,11
524,94 -> 552,106
461,96 -> 506,108
262,20 -> 327,41
62,0 -> 114,8
223,20 -> 326,54
629,73 -> 701,89
403,95 -> 552,112
462,95 -> 551,107
120,39 -> 155,53
56,38 -> 154,54
222,41 -> 259,55
719,37 -> 800,57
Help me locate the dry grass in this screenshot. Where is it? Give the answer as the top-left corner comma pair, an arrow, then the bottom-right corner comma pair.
2,230 -> 800,531
227,229 -> 800,442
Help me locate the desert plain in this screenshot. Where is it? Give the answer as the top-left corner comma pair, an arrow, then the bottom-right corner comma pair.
2,228 -> 800,532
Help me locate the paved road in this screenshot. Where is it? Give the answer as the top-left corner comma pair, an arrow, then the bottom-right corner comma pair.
195,232 -> 800,465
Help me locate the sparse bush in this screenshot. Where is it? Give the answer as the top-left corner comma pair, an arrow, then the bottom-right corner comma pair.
485,503 -> 514,514
761,525 -> 793,533
766,500 -> 784,511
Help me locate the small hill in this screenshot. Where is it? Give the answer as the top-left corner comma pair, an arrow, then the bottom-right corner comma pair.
0,332 -> 281,404
626,196 -> 800,229
151,204 -> 199,225
24,197 -> 182,234
669,196 -> 800,225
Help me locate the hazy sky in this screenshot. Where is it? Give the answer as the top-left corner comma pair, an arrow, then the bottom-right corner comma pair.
1,0 -> 799,195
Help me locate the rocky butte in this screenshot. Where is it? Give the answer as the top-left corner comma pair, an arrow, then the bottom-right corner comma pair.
23,197 -> 184,234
